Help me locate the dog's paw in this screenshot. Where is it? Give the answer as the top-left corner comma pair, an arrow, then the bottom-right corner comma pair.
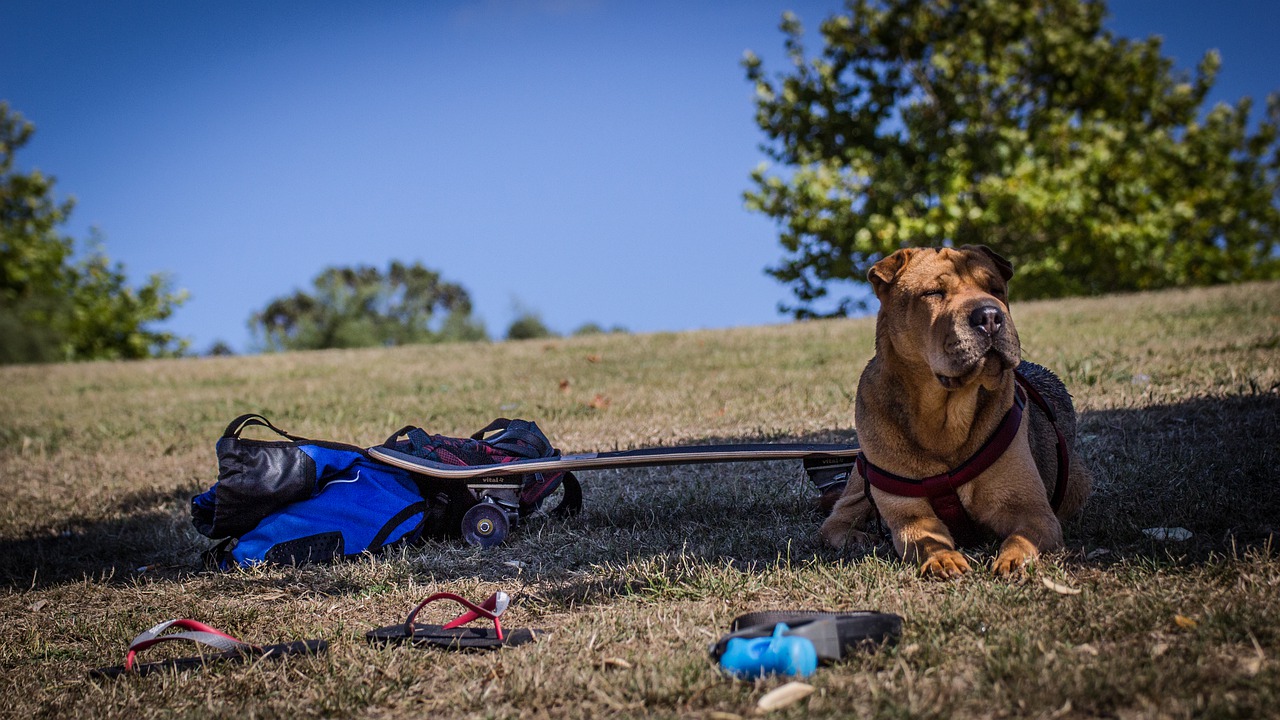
819,522 -> 871,550
992,545 -> 1035,577
920,549 -> 971,579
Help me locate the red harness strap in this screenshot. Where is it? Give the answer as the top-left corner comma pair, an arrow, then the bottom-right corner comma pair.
859,370 -> 1069,545
1015,373 -> 1071,512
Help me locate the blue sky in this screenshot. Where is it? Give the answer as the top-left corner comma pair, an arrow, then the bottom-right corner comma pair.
3,1 -> 1277,354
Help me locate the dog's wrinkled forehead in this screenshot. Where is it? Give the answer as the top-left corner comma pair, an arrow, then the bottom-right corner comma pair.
902,248 -> 998,290
869,246 -> 1013,300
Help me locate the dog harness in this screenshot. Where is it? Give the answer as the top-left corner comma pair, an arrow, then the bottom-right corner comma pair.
858,369 -> 1070,545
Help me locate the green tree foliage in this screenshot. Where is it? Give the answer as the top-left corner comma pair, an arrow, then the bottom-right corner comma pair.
206,340 -> 235,357
505,311 -> 556,341
744,0 -> 1280,315
1,103 -> 188,363
571,322 -> 629,336
250,261 -> 486,351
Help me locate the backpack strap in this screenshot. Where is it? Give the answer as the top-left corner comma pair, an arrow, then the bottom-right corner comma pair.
543,471 -> 582,517
222,414 -> 302,442
477,419 -> 556,459
470,418 -> 514,441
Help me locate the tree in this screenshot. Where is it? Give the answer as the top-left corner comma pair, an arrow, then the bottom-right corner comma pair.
206,340 -> 235,357
1,103 -> 188,363
744,0 -> 1280,316
250,261 -> 486,351
572,322 -> 628,336
505,311 -> 556,341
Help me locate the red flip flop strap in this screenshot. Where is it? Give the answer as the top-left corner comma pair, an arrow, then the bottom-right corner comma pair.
403,591 -> 508,641
124,619 -> 257,672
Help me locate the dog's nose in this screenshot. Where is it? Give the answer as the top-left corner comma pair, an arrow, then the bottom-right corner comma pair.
969,305 -> 1004,336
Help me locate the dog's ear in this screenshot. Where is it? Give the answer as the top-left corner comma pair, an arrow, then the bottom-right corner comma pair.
966,245 -> 1014,282
868,249 -> 916,299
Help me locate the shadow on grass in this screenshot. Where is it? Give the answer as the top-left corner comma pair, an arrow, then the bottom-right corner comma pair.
5,392 -> 1276,593
0,484 -> 205,590
1070,391 -> 1280,559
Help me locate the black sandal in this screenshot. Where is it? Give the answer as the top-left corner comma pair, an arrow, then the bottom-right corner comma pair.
366,591 -> 545,650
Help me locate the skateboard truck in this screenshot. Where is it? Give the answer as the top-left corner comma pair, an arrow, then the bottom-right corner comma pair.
803,455 -> 855,498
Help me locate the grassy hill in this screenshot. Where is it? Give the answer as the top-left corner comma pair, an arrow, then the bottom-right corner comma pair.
1,281 -> 1277,719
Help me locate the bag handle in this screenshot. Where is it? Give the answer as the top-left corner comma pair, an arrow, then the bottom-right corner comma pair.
479,419 -> 555,459
470,418 -> 513,441
222,414 -> 302,441
382,425 -> 419,446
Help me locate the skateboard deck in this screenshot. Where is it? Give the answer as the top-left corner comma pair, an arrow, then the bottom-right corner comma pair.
370,442 -> 860,548
369,443 -> 859,481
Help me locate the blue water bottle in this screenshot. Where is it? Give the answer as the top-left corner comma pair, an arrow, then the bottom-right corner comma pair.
718,623 -> 819,678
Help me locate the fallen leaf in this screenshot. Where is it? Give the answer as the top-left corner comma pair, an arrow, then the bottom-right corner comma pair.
1041,577 -> 1082,595
558,379 -> 571,393
600,657 -> 632,669
1150,642 -> 1169,658
1143,527 -> 1192,542
757,682 -> 814,712
587,394 -> 610,410
29,599 -> 48,612
1174,615 -> 1198,629
586,354 -> 602,363
1241,654 -> 1264,676
1242,634 -> 1265,676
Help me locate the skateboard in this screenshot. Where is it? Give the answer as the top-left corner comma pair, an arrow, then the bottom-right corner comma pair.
369,443 -> 859,547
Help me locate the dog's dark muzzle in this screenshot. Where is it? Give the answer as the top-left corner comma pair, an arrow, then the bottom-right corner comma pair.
968,304 -> 1005,337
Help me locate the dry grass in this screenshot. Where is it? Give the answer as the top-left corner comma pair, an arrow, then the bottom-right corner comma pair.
1,281 -> 1277,719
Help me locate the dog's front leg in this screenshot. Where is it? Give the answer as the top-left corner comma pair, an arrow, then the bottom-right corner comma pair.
974,489 -> 1063,576
875,492 -> 971,578
818,487 -> 874,548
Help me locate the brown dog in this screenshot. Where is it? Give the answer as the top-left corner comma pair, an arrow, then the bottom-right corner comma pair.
820,246 -> 1092,577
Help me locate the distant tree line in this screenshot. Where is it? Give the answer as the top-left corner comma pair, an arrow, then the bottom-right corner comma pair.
248,267 -> 627,351
249,262 -> 486,352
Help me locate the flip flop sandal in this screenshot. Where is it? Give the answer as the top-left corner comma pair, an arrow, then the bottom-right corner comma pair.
365,590 -> 545,650
90,619 -> 327,678
710,610 -> 902,664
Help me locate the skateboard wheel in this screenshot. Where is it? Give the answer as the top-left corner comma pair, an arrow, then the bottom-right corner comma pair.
462,502 -> 509,548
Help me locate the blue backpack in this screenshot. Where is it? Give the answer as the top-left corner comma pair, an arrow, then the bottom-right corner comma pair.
191,415 -> 442,567
191,414 -> 577,566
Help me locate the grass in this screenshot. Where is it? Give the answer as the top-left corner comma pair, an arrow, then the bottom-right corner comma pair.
1,280 -> 1278,719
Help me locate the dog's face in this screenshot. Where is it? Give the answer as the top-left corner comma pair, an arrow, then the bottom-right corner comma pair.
869,246 -> 1019,391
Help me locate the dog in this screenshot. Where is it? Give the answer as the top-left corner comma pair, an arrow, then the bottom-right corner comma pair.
819,246 -> 1092,577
